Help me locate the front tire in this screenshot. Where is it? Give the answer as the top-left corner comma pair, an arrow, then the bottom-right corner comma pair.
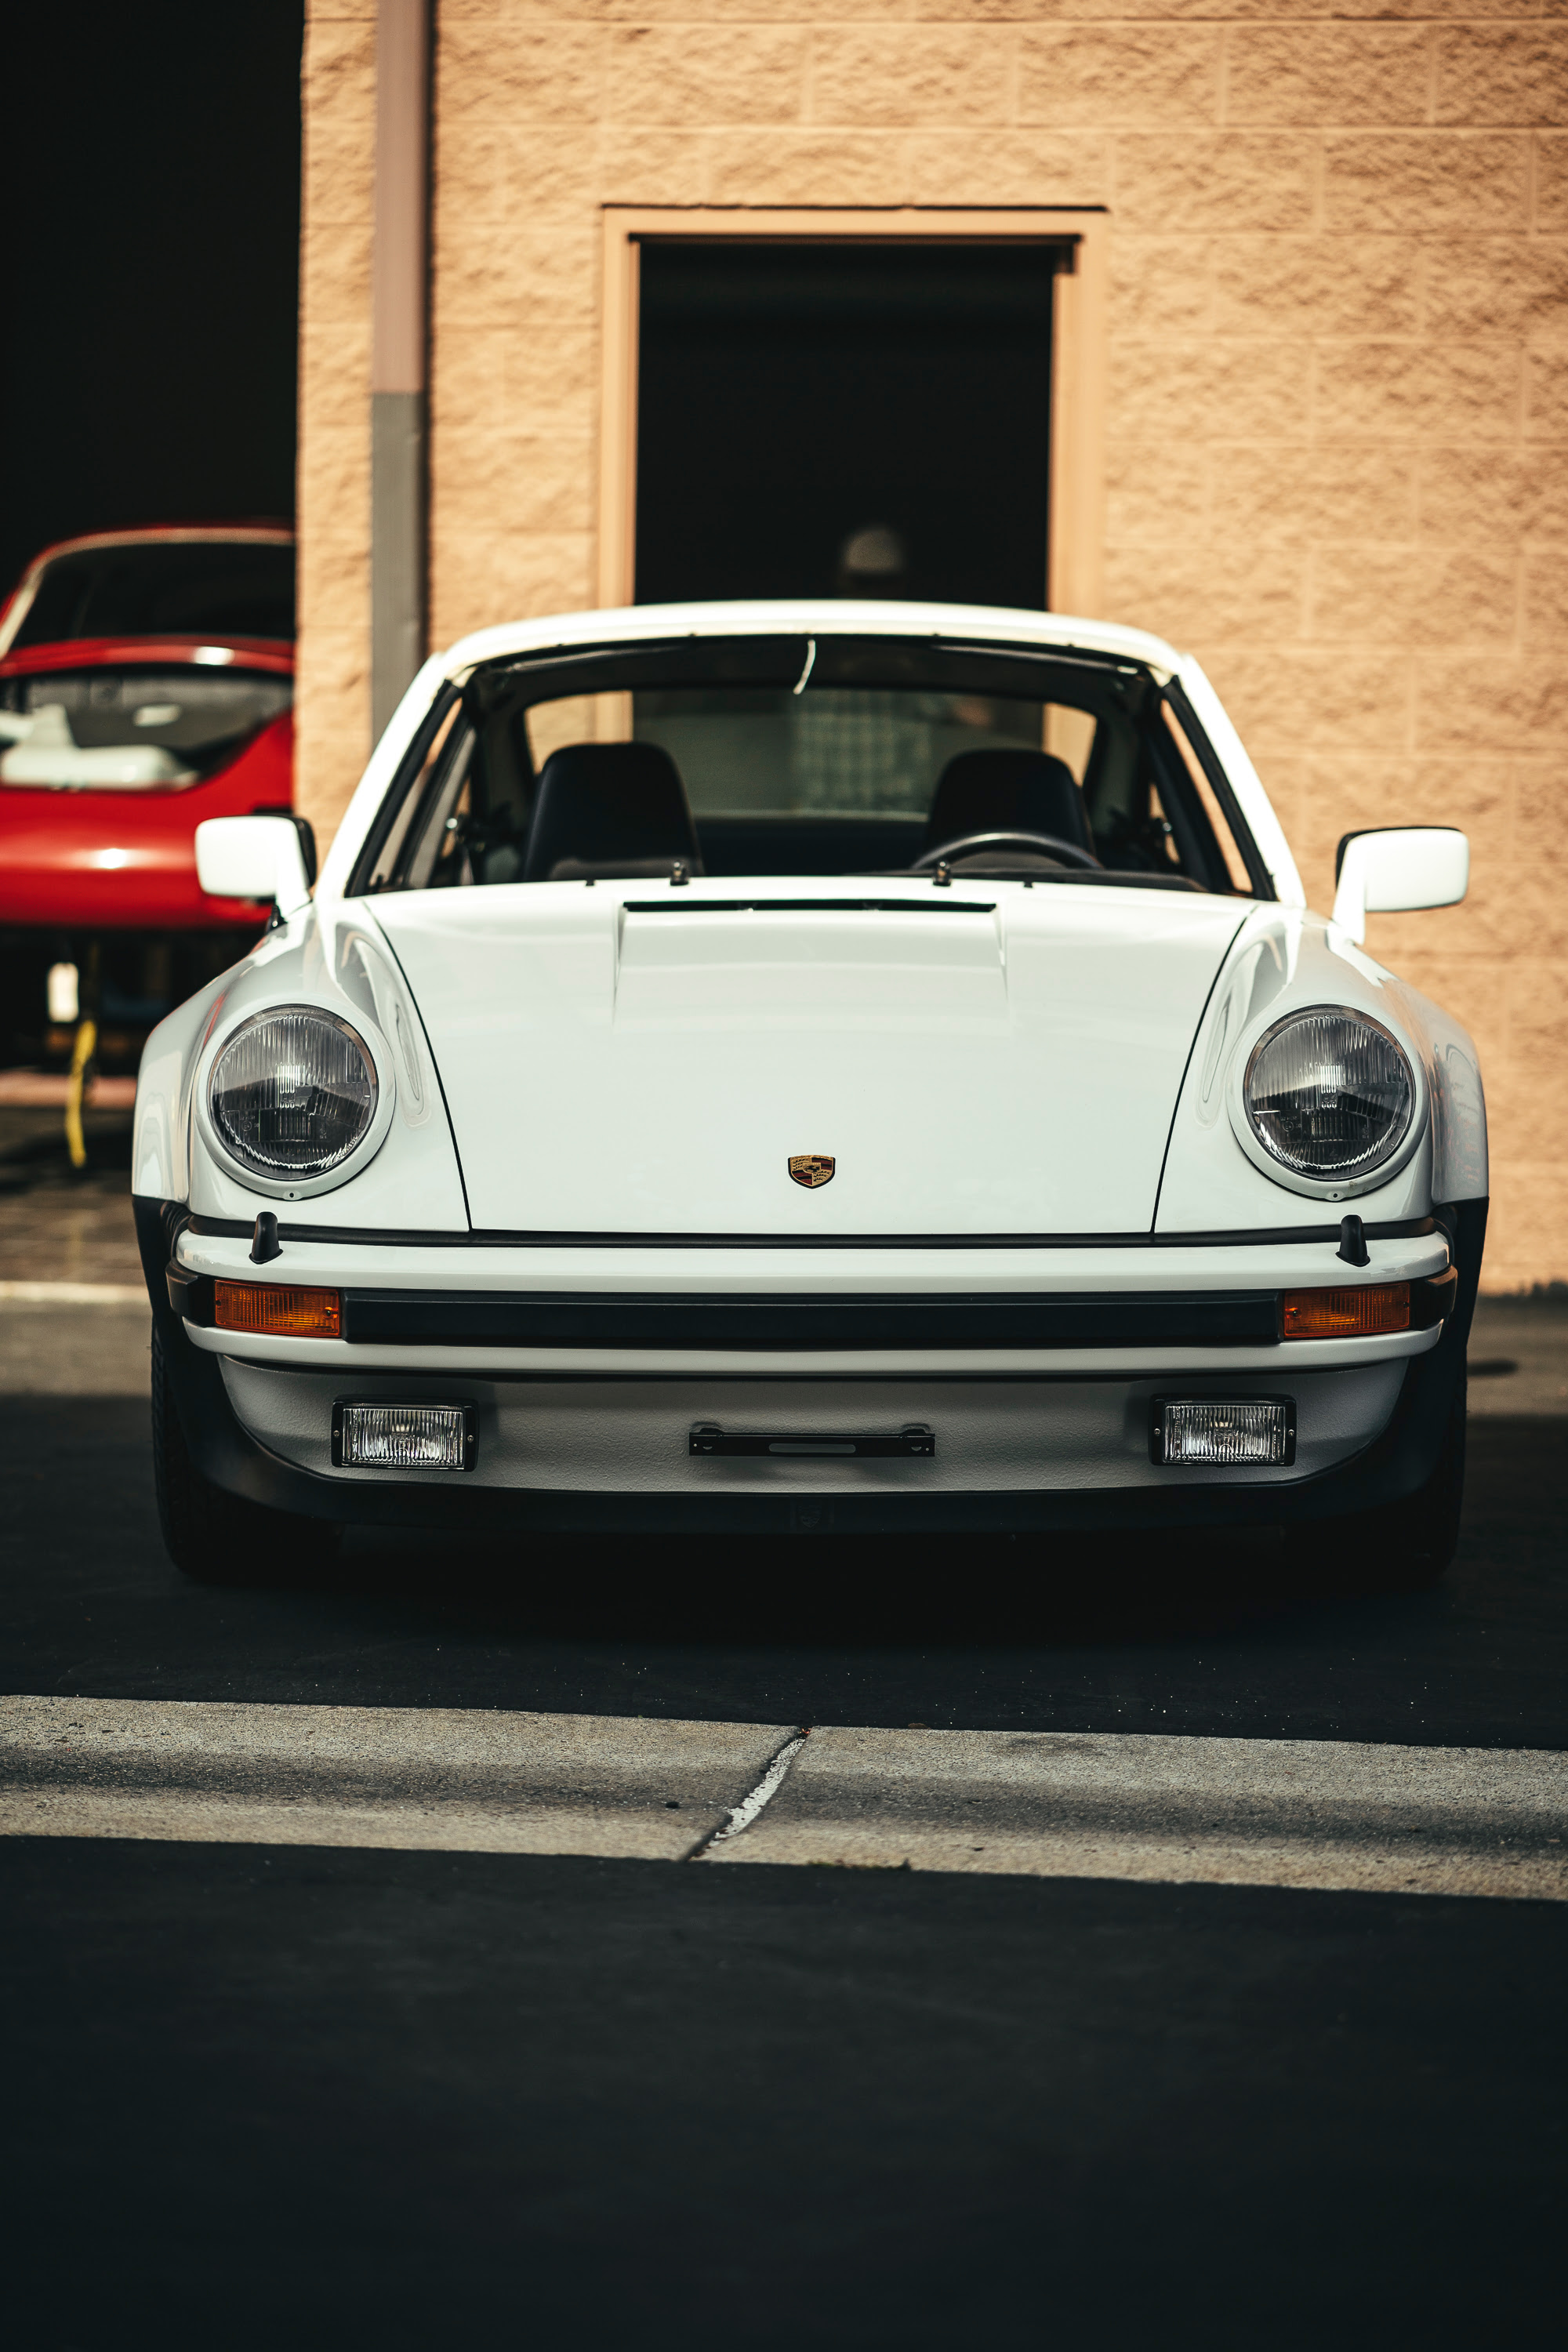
151,1325 -> 342,1584
1288,1378 -> 1467,1595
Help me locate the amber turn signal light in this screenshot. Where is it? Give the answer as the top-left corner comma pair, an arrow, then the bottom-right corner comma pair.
1280,1283 -> 1410,1340
214,1280 -> 342,1338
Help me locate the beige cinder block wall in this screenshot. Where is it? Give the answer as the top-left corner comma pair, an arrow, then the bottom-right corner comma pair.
299,2 -> 377,826
296,0 -> 1568,1290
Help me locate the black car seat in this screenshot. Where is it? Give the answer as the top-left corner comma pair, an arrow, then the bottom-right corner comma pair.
923,747 -> 1099,862
521,741 -> 704,881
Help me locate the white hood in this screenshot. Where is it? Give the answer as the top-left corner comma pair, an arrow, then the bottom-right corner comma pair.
370,884 -> 1247,1236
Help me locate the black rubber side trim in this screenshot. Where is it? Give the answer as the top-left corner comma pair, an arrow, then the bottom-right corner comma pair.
339,1290 -> 1280,1350
136,1196 -> 191,1305
1410,1267 -> 1458,1331
165,1263 -> 203,1319
136,1195 -> 332,1523
182,1214 -> 1440,1253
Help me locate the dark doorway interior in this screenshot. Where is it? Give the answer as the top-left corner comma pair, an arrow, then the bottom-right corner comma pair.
634,241 -> 1058,610
0,1 -> 303,594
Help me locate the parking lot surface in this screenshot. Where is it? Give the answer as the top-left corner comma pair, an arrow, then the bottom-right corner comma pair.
2,1121 -> 1564,2344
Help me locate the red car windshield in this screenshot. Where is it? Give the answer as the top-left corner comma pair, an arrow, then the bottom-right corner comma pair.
10,539 -> 294,650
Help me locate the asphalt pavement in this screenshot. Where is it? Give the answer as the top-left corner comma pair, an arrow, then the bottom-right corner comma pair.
2,1117 -> 1565,2345
2,1308 -> 1562,1748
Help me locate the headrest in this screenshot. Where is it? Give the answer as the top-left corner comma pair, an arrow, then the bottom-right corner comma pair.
924,748 -> 1098,860
522,740 -> 702,883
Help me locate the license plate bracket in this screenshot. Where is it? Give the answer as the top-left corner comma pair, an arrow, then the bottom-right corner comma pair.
689,1423 -> 934,1459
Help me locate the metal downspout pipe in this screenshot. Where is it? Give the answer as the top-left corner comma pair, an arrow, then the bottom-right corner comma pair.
371,0 -> 430,745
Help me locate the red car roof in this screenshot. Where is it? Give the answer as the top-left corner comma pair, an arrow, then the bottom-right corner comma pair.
0,636 -> 294,678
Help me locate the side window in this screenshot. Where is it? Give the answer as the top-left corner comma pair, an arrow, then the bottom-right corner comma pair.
1043,703 -> 1097,781
358,698 -> 466,892
1082,706 -> 1174,873
358,695 -> 539,892
405,734 -> 477,887
1160,703 -> 1254,892
1081,699 -> 1256,892
1145,782 -> 1186,871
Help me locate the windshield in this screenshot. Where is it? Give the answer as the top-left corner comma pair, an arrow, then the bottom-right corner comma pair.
630,685 -> 1049,818
9,539 -> 295,650
354,636 -> 1264,898
0,666 -> 292,792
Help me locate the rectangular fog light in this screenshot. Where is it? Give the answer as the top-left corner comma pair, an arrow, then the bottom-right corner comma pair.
1153,1398 -> 1294,1467
332,1402 -> 475,1472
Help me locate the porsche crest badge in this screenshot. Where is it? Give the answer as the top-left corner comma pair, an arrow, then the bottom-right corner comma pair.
788,1154 -> 835,1189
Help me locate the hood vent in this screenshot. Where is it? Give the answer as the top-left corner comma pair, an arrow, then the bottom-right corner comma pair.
620,897 -> 996,916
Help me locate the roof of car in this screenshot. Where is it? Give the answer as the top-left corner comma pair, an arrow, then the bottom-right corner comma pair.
17,524 -> 295,573
441,598 -> 1186,682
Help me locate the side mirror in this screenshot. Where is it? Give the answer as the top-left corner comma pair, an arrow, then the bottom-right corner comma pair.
1331,826 -> 1468,946
195,815 -> 315,918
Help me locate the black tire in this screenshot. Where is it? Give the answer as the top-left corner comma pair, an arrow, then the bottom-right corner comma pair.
1287,1377 -> 1467,1595
151,1324 -> 343,1584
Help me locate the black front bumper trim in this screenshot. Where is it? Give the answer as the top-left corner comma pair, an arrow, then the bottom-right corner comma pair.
133,1196 -> 1488,1539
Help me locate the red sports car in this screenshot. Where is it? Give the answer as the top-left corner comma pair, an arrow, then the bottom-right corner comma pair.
0,524 -> 298,1091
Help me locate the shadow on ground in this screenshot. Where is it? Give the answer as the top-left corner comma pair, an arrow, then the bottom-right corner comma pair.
2,1379 -> 1563,1745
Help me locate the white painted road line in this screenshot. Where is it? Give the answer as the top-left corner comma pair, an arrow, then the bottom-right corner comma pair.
0,1699 -> 790,1860
0,1282 -> 146,1303
704,1730 -> 811,1849
705,1725 -> 1568,1902
2,1697 -> 1564,1900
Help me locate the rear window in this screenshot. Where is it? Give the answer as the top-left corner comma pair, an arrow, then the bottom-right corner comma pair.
10,540 -> 295,649
629,685 -> 1050,818
0,666 -> 291,792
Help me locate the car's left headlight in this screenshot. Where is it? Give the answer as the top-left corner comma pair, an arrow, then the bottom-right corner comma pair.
209,1007 -> 379,1181
1243,1007 -> 1416,1185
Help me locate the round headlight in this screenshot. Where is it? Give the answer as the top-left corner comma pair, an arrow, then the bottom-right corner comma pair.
209,1007 -> 377,1180
1243,1007 -> 1415,1182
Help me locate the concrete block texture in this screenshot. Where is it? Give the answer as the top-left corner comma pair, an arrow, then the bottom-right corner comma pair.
1209,448 -> 1420,548
1211,237 -> 1421,338
1323,134 -> 1530,234
1114,134 -> 1318,232
808,28 -> 1014,125
1018,29 -> 1220,129
1435,28 -> 1568,129
606,27 -> 807,122
1225,28 -> 1432,132
292,2 -> 1568,1279
297,6 -> 376,855
1314,341 -> 1524,443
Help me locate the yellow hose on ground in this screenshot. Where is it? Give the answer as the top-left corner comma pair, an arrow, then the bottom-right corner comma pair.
64,1017 -> 97,1171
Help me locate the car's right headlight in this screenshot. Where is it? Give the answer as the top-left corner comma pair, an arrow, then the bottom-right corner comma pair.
209,1006 -> 378,1181
1243,1007 -> 1416,1184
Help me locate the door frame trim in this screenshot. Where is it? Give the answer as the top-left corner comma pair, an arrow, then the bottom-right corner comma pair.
597,205 -> 1108,623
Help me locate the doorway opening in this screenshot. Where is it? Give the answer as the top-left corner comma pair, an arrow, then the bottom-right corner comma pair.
632,239 -> 1060,611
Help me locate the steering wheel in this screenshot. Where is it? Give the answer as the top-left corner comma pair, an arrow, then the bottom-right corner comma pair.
910,829 -> 1100,873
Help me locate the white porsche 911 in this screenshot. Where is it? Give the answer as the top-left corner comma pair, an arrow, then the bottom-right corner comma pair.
132,601 -> 1484,1587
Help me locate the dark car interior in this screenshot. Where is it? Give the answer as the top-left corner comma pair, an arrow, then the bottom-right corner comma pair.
521,742 -> 703,883
350,636 -> 1269,900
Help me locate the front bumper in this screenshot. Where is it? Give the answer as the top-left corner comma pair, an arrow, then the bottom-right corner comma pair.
135,1199 -> 1486,1537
